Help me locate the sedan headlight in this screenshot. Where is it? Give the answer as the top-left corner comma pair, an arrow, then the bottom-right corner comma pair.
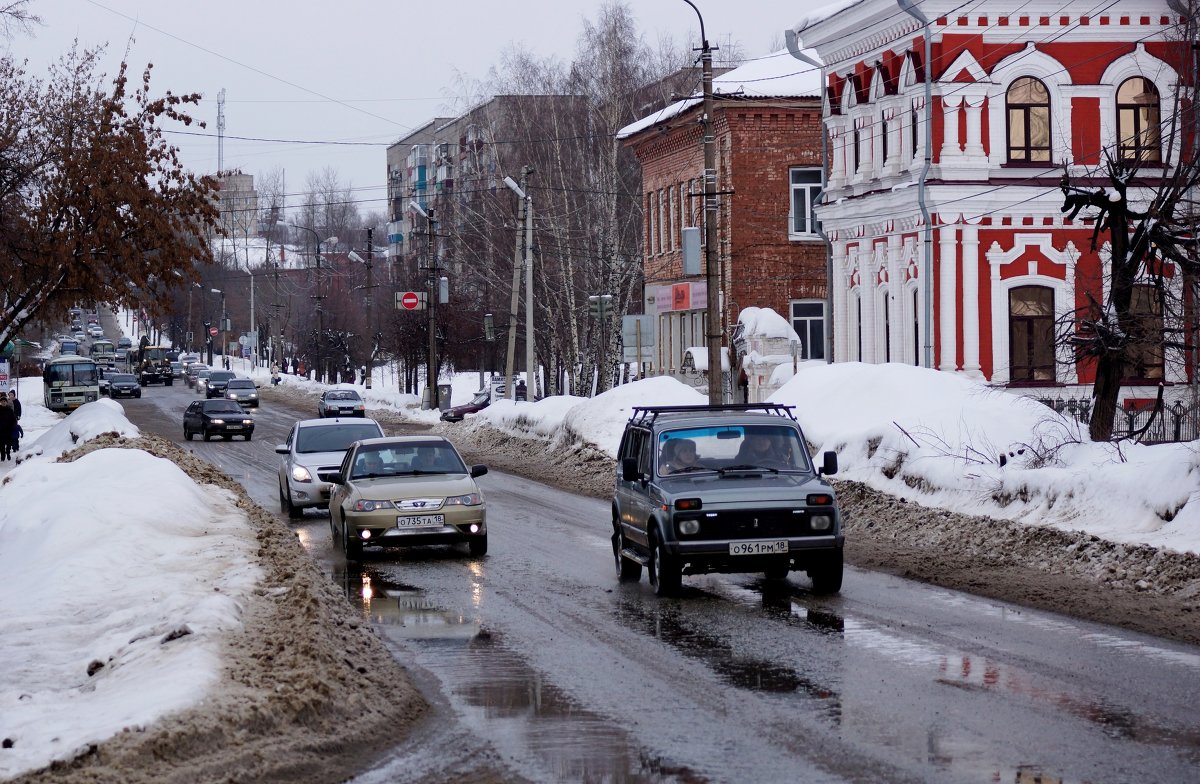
210,418 -> 225,424
444,493 -> 482,506
810,514 -> 833,532
352,499 -> 396,512
291,465 -> 313,482
241,419 -> 254,425
227,392 -> 237,399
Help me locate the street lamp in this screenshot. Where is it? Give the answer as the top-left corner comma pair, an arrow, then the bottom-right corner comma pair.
503,175 -> 534,400
289,222 -> 337,382
211,288 -> 226,369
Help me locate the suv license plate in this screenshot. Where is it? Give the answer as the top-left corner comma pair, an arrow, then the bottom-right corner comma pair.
729,540 -> 788,556
396,514 -> 445,528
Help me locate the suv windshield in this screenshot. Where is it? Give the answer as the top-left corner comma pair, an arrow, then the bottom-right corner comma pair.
208,371 -> 235,382
295,423 -> 384,453
657,424 -> 809,476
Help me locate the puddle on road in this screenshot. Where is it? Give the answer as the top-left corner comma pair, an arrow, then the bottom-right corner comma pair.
337,570 -> 700,783
612,598 -> 842,720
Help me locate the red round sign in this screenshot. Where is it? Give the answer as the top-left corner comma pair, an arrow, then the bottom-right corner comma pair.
209,327 -> 218,336
400,291 -> 419,310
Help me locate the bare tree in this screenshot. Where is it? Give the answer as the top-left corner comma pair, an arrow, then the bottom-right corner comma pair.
0,0 -> 39,39
1059,6 -> 1198,441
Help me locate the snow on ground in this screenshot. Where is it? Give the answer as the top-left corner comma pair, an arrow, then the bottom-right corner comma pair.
0,383 -> 261,779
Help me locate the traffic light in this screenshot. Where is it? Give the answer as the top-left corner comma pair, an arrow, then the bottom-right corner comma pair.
588,294 -> 613,320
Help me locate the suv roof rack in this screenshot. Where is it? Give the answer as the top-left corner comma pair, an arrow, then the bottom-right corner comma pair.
627,403 -> 797,427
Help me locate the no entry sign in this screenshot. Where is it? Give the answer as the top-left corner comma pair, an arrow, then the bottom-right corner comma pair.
396,291 -> 424,310
209,326 -> 218,336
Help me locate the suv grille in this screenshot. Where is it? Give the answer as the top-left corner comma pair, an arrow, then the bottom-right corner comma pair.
679,509 -> 825,538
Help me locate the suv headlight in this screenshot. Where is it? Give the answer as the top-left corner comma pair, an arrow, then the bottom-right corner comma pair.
444,493 -> 482,506
352,499 -> 395,512
678,519 -> 700,535
810,514 -> 833,532
291,465 -> 313,482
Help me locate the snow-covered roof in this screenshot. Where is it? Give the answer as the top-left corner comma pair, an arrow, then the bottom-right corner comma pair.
736,306 -> 801,342
793,0 -> 865,33
617,49 -> 823,140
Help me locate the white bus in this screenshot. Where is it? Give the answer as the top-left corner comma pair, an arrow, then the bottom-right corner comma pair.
43,356 -> 100,412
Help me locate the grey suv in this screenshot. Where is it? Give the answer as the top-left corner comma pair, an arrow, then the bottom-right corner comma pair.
612,404 -> 843,596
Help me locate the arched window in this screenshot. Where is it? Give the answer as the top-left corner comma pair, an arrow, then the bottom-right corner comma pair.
1009,285 -> 1055,382
1006,77 -> 1051,163
1117,77 -> 1161,164
1125,284 -> 1164,380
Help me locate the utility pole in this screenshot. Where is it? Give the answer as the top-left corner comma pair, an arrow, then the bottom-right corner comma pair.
683,0 -> 723,404
314,243 -> 326,382
365,227 -> 374,389
427,209 -> 440,408
524,185 -> 535,399
503,167 -> 532,400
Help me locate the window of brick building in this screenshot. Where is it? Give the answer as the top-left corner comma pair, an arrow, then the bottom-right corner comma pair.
789,168 -> 823,237
1008,285 -> 1055,382
790,300 -> 826,360
1117,77 -> 1161,165
647,191 -> 657,255
1124,284 -> 1164,381
667,186 -> 676,251
1007,77 -> 1051,163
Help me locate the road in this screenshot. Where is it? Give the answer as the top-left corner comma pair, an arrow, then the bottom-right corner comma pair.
121,380 -> 1200,784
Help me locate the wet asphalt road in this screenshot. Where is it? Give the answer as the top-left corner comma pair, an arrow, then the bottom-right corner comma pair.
120,380 -> 1200,783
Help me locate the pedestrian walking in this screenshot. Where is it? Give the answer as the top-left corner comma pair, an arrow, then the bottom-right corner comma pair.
8,389 -> 21,421
0,396 -> 16,462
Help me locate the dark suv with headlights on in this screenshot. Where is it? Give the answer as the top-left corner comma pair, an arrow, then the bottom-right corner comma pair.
611,404 -> 843,597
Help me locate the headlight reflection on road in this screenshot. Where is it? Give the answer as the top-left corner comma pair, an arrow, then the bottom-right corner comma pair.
469,561 -> 483,609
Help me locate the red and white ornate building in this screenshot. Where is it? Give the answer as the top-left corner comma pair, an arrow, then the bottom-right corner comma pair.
792,0 -> 1191,409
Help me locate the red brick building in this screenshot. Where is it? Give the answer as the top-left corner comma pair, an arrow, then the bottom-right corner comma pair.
618,53 -> 827,371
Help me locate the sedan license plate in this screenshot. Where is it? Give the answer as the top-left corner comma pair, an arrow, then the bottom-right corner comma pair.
226,424 -> 243,430
396,514 -> 444,528
728,539 -> 788,556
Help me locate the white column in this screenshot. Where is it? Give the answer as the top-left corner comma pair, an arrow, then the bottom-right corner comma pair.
832,241 -> 850,361
885,107 -> 903,177
938,222 -> 959,371
859,244 -> 878,363
960,222 -> 982,378
911,97 -> 926,171
887,232 -> 903,362
828,126 -> 846,188
940,95 -> 962,160
963,96 -> 986,158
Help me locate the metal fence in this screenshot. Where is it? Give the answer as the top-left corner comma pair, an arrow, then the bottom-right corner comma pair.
1036,396 -> 1199,444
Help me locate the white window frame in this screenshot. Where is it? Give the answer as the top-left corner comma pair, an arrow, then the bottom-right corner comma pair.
789,167 -> 823,238
789,299 -> 826,360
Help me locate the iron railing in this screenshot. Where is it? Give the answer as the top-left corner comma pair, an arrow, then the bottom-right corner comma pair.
1036,396 -> 1198,443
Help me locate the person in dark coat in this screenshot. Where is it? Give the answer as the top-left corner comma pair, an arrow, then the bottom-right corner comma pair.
0,396 -> 16,461
7,390 -> 21,451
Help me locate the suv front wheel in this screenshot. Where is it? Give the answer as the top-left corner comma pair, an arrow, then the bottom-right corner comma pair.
649,533 -> 681,596
808,549 -> 844,594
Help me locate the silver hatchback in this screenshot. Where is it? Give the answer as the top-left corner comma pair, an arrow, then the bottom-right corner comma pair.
276,418 -> 386,519
224,377 -> 260,408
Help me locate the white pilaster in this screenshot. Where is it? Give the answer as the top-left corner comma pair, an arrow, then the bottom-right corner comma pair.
963,96 -> 986,158
887,232 -> 903,362
938,222 -> 959,371
859,243 -> 877,362
939,95 -> 963,161
832,240 -> 850,361
960,222 -> 983,378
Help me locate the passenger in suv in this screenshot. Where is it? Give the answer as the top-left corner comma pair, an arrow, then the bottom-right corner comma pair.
611,404 -> 843,596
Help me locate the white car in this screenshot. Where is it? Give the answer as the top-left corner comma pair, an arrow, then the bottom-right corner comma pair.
276,418 -> 386,519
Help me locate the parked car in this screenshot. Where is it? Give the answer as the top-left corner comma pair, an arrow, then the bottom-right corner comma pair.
317,388 -> 366,418
276,418 -> 386,519
204,370 -> 237,398
440,389 -> 491,422
611,403 -> 844,596
107,372 -> 142,399
224,378 -> 259,408
183,399 -> 255,441
323,435 -> 488,560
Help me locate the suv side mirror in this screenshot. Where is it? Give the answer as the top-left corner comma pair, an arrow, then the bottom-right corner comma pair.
820,451 -> 838,476
470,464 -> 488,478
620,457 -> 641,482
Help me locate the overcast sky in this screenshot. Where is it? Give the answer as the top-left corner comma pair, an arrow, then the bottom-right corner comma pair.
6,0 -> 804,219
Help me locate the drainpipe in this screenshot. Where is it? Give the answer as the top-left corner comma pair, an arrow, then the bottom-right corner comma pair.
898,0 -> 935,368
785,30 -> 833,363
